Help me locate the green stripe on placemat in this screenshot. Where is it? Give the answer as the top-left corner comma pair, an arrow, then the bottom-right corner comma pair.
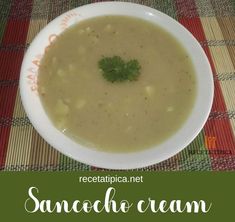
178,131 -> 212,171
0,1 -> 12,42
59,154 -> 92,171
47,0 -> 97,22
46,0 -> 177,20
121,0 -> 177,19
233,0 -> 235,8
69,0 -> 94,8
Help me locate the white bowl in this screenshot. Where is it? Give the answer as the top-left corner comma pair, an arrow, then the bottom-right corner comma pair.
20,2 -> 214,170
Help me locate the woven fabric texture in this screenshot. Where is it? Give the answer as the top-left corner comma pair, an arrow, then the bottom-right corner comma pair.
0,0 -> 235,171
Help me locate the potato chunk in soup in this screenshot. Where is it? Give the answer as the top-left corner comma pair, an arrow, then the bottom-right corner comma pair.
38,16 -> 197,152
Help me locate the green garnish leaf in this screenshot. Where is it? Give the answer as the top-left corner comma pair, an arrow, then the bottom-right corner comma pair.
98,56 -> 141,83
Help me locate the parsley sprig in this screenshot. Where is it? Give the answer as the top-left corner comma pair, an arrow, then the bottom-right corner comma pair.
98,56 -> 141,83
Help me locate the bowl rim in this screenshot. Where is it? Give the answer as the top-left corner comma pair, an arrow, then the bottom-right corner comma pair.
20,1 -> 214,170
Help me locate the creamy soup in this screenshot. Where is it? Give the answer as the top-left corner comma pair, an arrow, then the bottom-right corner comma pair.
38,16 -> 197,152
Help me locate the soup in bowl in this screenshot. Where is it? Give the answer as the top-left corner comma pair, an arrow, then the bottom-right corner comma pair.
20,2 -> 214,169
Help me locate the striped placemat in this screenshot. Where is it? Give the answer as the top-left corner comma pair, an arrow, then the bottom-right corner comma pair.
0,0 -> 235,171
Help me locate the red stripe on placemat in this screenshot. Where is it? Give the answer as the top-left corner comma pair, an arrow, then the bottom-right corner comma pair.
0,0 -> 33,169
178,17 -> 205,42
204,119 -> 235,154
0,87 -> 18,117
1,20 -> 30,45
0,51 -> 25,80
175,1 -> 235,166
